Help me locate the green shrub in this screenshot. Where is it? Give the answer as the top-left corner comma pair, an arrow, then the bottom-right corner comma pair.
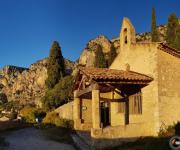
0,93 -> 8,104
20,107 -> 37,123
43,111 -> 57,124
158,122 -> 180,137
2,101 -> 23,111
42,75 -> 74,110
20,107 -> 45,124
175,122 -> 180,135
43,111 -> 73,128
54,118 -> 73,128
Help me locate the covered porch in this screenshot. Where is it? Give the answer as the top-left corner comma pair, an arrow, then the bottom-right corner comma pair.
73,67 -> 153,138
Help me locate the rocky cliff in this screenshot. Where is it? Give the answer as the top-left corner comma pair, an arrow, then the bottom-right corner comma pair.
78,25 -> 169,67
0,58 -> 75,105
79,35 -> 114,67
0,22 -> 176,105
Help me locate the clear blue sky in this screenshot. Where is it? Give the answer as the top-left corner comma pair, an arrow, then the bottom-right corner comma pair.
0,0 -> 179,68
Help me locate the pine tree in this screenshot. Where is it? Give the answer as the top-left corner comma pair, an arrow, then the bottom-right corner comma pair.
94,44 -> 107,68
166,13 -> 179,47
151,7 -> 159,42
174,27 -> 180,50
45,41 -> 65,89
108,45 -> 117,67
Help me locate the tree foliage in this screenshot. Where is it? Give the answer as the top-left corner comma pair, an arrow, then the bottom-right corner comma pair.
42,75 -> 74,110
94,44 -> 107,68
42,111 -> 73,128
0,93 -> 8,104
174,27 -> 180,50
166,13 -> 179,48
45,41 -> 65,89
108,45 -> 117,66
151,7 -> 159,42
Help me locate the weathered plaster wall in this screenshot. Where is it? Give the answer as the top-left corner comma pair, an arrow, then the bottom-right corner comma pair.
74,98 -> 92,131
81,99 -> 92,124
110,42 -> 160,136
158,50 -> 180,126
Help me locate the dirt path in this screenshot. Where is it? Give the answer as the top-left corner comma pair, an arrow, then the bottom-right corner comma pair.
1,128 -> 75,150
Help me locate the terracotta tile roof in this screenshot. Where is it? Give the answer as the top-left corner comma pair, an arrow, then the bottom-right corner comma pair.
79,67 -> 153,83
158,43 -> 180,58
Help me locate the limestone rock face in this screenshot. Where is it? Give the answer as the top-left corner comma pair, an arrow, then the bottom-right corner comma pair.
78,25 -> 169,68
79,35 -> 113,67
111,24 -> 168,48
79,20 -> 180,67
0,58 -> 75,105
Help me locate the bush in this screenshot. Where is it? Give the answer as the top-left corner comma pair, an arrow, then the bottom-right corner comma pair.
158,122 -> 180,137
175,122 -> 180,135
43,111 -> 57,124
2,101 -> 23,111
20,107 -> 45,124
42,75 -> 74,110
0,93 -> 8,104
43,111 -> 73,128
20,107 -> 37,123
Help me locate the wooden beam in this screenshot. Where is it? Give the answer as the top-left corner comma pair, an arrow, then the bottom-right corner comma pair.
100,97 -> 127,102
77,75 -> 85,90
76,83 -> 98,97
98,81 -> 149,85
105,84 -> 122,95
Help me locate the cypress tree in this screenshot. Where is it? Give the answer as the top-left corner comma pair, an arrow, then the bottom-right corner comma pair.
166,13 -> 179,47
94,44 -> 106,68
174,27 -> 180,50
151,7 -> 159,42
45,41 -> 65,89
108,45 -> 117,67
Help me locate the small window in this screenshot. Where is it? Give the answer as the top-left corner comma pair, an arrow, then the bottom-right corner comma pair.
129,92 -> 142,114
125,36 -> 128,44
117,102 -> 125,113
124,28 -> 128,44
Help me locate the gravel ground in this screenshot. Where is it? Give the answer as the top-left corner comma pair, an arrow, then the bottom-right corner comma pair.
1,128 -> 75,150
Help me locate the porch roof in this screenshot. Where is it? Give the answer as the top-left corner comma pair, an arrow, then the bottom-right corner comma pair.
74,67 -> 153,98
79,67 -> 153,84
158,43 -> 180,58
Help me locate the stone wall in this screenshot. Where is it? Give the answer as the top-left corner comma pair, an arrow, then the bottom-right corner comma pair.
110,42 -> 160,136
158,50 -> 180,126
109,18 -> 160,136
55,101 -> 73,120
81,99 -> 92,124
74,98 -> 92,131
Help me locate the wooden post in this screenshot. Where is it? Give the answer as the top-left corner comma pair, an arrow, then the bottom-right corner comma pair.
125,97 -> 129,125
92,83 -> 101,129
73,90 -> 81,129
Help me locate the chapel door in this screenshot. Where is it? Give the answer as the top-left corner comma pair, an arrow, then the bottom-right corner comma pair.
100,102 -> 110,127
